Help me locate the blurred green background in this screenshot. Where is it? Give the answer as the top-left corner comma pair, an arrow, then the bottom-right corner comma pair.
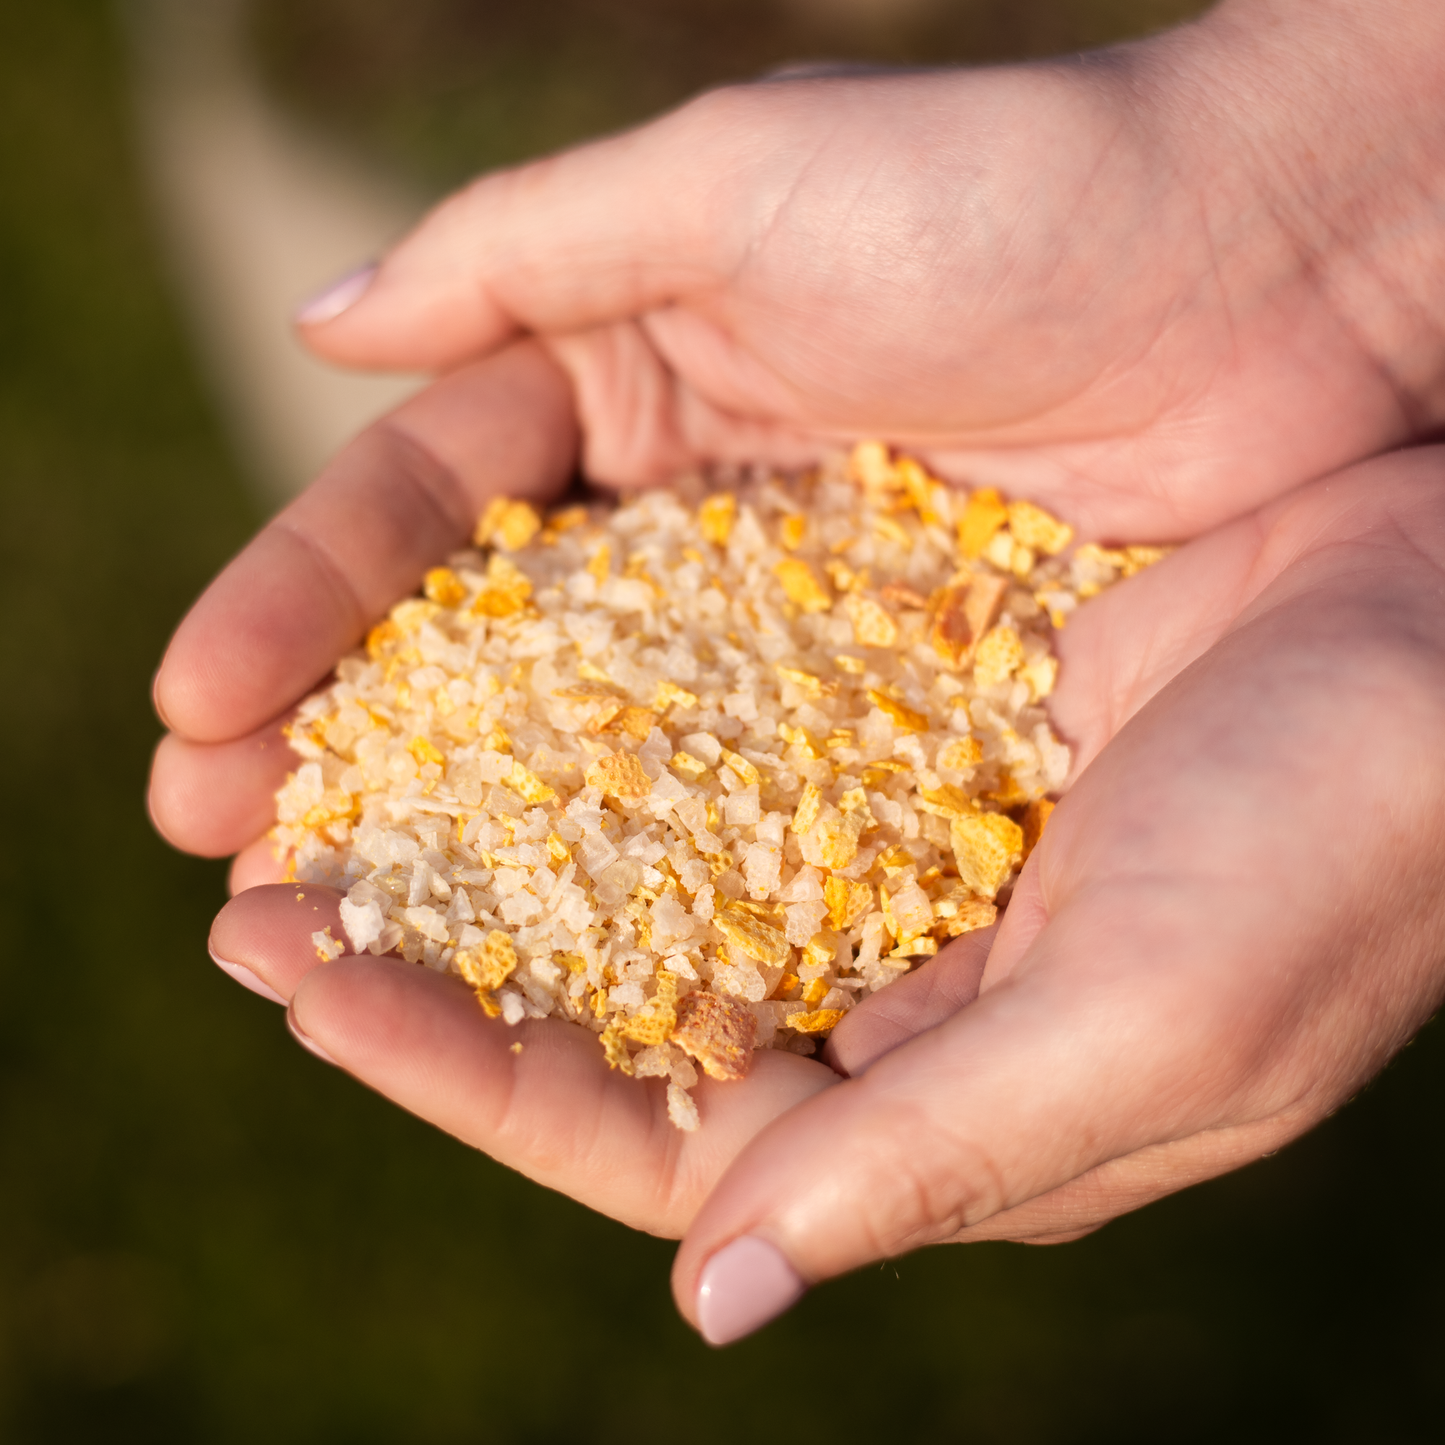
3,0 -> 1444,1440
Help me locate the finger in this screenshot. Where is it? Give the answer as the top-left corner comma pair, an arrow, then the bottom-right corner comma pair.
209,882 -> 345,1001
298,90 -> 758,372
821,925 -> 996,1077
288,954 -> 837,1236
229,837 -> 287,895
673,875 -> 1290,1343
148,716 -> 294,858
154,340 -> 577,743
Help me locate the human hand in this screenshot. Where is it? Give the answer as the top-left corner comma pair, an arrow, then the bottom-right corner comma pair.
296,0 -> 1445,540
176,443 -> 1445,1344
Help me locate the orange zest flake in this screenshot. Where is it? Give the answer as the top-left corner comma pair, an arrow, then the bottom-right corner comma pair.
474,498 -> 542,552
698,492 -> 737,545
423,566 -> 467,608
408,736 -> 444,768
958,487 -> 1009,560
773,558 -> 832,613
866,688 -> 929,732
784,1008 -> 845,1035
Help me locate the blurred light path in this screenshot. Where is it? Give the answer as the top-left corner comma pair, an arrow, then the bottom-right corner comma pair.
122,0 -> 427,505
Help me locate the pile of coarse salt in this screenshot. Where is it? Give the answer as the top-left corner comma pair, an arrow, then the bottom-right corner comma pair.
275,443 -> 1162,1130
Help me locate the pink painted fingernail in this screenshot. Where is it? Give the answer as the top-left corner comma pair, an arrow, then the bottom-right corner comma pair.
286,1008 -> 338,1066
295,262 -> 377,324
209,946 -> 287,1006
696,1236 -> 806,1346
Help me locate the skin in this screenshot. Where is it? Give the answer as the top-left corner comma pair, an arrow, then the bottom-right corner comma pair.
150,0 -> 1445,1336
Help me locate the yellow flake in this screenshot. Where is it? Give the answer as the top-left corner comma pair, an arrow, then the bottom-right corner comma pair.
618,970 -> 680,1047
545,833 -> 571,865
556,952 -> 587,973
671,752 -> 710,782
470,554 -> 533,618
586,544 -> 611,584
849,440 -> 897,495
858,770 -> 898,799
455,930 -> 519,1016
838,787 -> 873,820
779,514 -> 807,550
917,784 -> 975,820
938,737 -> 984,771
699,492 -> 738,545
576,658 -> 613,684
509,1042 -> 524,1054
477,498 -> 542,551
391,598 -> 441,634
958,488 -> 1009,559
931,886 -> 998,938
509,761 -> 557,804
714,903 -> 791,969
823,728 -> 856,750
984,769 -> 1029,808
775,664 -> 836,700
888,936 -> 938,959
824,558 -> 859,593
773,559 -> 832,613
585,753 -> 651,802
973,626 -> 1025,688
803,931 -> 841,968
872,515 -> 913,550
950,812 -> 1024,899
1006,499 -> 1074,556
774,972 -> 801,999
408,736 -> 444,768
833,654 -> 866,675
546,505 -> 589,533
778,723 -> 821,759
1019,653 -> 1058,702
881,880 -> 932,942
801,977 -> 829,1007
598,1020 -> 635,1075
874,844 -> 913,876
784,1008 -> 845,1035
1009,542 -> 1036,578
1021,798 -> 1055,860
653,680 -> 698,711
721,750 -> 761,787
423,566 -> 467,608
553,680 -> 622,702
601,706 -> 659,741
814,810 -> 867,870
844,594 -> 898,648
866,688 -> 929,732
365,619 -> 401,660
893,456 -> 940,524
476,993 -> 501,1019
1122,544 -> 1171,576
792,783 -> 823,835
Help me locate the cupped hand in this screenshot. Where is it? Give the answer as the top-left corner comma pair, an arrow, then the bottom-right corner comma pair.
184,440 -> 1445,1343
296,0 -> 1445,540
671,446 -> 1445,1340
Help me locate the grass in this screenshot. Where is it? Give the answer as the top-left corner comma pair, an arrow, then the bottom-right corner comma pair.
0,1 -> 1442,1440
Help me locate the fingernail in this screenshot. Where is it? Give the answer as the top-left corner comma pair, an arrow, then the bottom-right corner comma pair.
209,946 -> 287,1006
696,1236 -> 806,1346
286,1008 -> 338,1066
295,262 -> 377,324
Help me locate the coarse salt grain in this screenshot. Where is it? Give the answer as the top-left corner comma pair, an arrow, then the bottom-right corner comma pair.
273,443 -> 1161,1127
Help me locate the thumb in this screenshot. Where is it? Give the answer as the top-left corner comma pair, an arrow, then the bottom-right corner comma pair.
295,89 -> 772,373
671,876 -> 1284,1345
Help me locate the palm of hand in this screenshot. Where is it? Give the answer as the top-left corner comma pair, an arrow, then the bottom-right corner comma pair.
197,448 -> 1445,1302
